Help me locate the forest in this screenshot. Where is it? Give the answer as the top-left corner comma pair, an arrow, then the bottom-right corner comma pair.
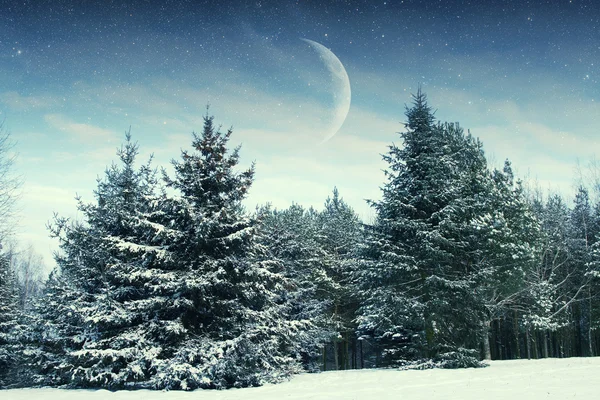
1,90 -> 599,390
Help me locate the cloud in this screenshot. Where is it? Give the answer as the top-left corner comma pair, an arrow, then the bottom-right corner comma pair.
0,91 -> 61,112
57,73 -> 398,224
517,122 -> 599,158
44,113 -> 119,143
245,175 -> 379,219
17,43 -> 600,271
16,183 -> 83,265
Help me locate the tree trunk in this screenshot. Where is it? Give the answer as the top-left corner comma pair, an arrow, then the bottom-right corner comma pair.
322,345 -> 327,371
334,303 -> 340,369
352,336 -> 357,369
360,339 -> 364,369
559,327 -> 565,358
344,332 -> 350,370
532,330 -> 538,359
526,327 -> 531,359
589,287 -> 594,357
338,334 -> 345,370
513,311 -> 521,359
495,319 -> 503,360
334,340 -> 339,370
482,320 -> 492,360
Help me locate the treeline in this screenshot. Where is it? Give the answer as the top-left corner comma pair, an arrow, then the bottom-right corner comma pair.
1,92 -> 600,390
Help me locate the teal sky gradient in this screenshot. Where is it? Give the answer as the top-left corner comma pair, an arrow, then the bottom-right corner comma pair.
1,0 -> 600,266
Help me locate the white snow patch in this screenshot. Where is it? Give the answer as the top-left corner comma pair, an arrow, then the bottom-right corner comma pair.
3,357 -> 600,399
107,235 -> 168,258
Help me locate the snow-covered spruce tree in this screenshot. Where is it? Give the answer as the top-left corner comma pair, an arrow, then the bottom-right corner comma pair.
317,188 -> 363,369
354,89 -> 457,365
151,114 -> 303,390
0,252 -> 21,387
255,189 -> 364,371
26,270 -> 87,386
254,203 -> 334,371
521,193 -> 572,358
565,187 -> 595,356
36,132 -> 171,388
587,204 -> 600,353
355,89 -> 530,367
473,160 -> 540,360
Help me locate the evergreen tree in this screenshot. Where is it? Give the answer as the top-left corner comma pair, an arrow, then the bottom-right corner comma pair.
150,113 -> 302,389
355,89 -> 535,367
37,132 -> 166,388
567,187 -> 595,356
588,204 -> 600,353
255,188 -> 363,371
521,194 -> 571,358
27,270 -> 87,386
475,161 -> 540,360
254,203 -> 333,371
355,90 -> 487,365
317,187 -> 363,370
33,120 -> 307,390
355,90 -> 435,365
0,252 -> 20,387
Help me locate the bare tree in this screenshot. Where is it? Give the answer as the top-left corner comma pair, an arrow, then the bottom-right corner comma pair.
0,121 -> 20,243
7,242 -> 46,310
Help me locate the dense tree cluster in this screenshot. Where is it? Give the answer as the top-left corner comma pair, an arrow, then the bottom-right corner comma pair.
0,253 -> 21,386
1,93 -> 600,390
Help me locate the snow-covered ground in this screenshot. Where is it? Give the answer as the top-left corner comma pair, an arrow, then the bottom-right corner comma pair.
3,357 -> 599,399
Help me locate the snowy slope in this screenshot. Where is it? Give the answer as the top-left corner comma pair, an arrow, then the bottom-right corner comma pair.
3,357 -> 599,400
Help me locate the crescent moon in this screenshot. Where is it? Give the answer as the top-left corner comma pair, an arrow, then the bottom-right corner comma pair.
301,38 -> 351,143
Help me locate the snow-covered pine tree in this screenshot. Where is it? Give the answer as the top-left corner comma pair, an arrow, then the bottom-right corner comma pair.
27,270 -> 87,386
254,203 -> 333,371
521,193 -> 571,358
317,187 -> 363,369
0,251 -> 21,387
355,89 -> 505,367
355,89 -> 447,365
151,113 -> 303,390
473,160 -> 540,360
587,201 -> 600,353
567,186 -> 595,356
36,132 -> 170,388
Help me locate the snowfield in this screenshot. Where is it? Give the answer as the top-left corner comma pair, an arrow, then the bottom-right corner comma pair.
3,357 -> 599,400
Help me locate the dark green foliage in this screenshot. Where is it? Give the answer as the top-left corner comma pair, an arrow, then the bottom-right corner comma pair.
0,253 -> 21,387
34,117 -> 305,390
356,89 -> 489,363
434,348 -> 486,369
255,188 -> 364,371
11,91 -> 600,392
255,203 -> 333,370
152,114 -> 303,389
26,271 -> 86,387
355,89 -> 539,367
397,348 -> 486,370
33,132 -> 169,388
317,188 -> 363,370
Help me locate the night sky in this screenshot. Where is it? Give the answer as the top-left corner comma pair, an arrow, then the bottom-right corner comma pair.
1,0 -> 600,266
